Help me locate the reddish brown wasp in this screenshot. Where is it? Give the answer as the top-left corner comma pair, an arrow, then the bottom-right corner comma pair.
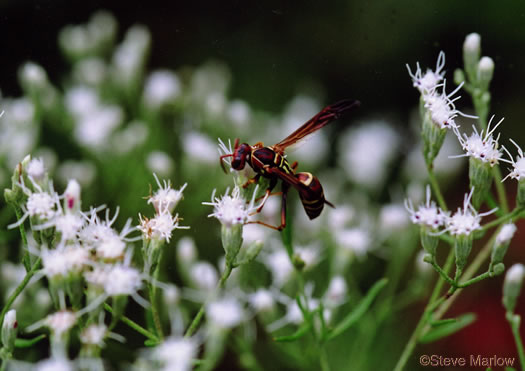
220,99 -> 360,230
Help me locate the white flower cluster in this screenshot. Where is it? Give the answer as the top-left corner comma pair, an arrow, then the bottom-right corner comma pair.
405,186 -> 495,237
137,173 -> 189,243
408,52 -> 475,130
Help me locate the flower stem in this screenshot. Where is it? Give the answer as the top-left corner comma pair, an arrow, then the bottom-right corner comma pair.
103,303 -> 158,342
508,313 -> 525,370
0,257 -> 41,327
393,246 -> 455,371
147,282 -> 164,340
12,204 -> 31,272
426,164 -> 447,211
184,262 -> 234,338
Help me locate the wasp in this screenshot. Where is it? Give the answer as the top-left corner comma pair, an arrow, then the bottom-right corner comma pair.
220,99 -> 360,230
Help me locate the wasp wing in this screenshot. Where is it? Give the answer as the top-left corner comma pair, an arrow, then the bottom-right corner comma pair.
273,99 -> 360,154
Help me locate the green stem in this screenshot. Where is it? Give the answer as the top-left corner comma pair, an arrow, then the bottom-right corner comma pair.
393,248 -> 454,371
184,262 -> 233,338
429,258 -> 456,287
481,207 -> 523,231
147,282 -> 164,340
426,165 -> 447,211
103,303 -> 158,342
493,167 -> 509,214
508,314 -> 525,371
457,271 -> 491,288
0,257 -> 41,327
12,204 -> 30,272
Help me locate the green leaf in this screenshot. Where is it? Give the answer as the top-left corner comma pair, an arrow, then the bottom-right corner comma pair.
327,278 -> 388,341
15,334 -> 46,348
420,313 -> 476,343
274,322 -> 311,342
429,318 -> 458,327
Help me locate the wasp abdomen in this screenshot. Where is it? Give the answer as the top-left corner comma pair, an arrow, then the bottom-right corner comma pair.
296,172 -> 325,219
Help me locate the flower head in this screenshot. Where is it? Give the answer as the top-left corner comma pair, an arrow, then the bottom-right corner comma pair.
203,185 -> 258,227
147,174 -> 186,214
452,116 -> 504,166
405,186 -> 448,230
407,51 -> 446,95
502,138 -> 525,181
446,188 -> 496,236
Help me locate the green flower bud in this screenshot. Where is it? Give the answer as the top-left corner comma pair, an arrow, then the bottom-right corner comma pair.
463,33 -> 481,83
492,263 -> 505,276
477,56 -> 494,91
455,234 -> 473,273
420,227 -> 439,256
517,179 -> 525,208
503,264 -> 525,313
490,224 -> 516,269
469,157 -> 492,208
1,310 -> 18,353
422,110 -> 447,166
234,240 -> 264,267
222,224 -> 243,265
454,68 -> 466,86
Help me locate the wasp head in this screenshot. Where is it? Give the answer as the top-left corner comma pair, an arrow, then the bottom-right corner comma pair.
231,143 -> 251,170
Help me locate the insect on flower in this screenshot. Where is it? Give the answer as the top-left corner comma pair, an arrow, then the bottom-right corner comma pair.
220,99 -> 360,230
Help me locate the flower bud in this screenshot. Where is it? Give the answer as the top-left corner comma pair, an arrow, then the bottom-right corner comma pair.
491,224 -> 516,269
2,309 -> 18,353
463,33 -> 481,82
221,224 -> 243,265
477,56 -> 494,91
420,228 -> 439,256
469,157 -> 492,208
517,179 -> 525,208
64,179 -> 81,213
503,264 -> 525,313
455,235 -> 473,273
454,68 -> 466,86
422,109 -> 446,166
234,240 -> 263,266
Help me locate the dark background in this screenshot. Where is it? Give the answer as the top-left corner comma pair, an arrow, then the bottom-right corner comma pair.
2,1 -> 525,369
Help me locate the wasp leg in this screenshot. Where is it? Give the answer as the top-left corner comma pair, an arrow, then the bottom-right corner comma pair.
291,161 -> 298,170
242,174 -> 261,189
250,177 -> 277,214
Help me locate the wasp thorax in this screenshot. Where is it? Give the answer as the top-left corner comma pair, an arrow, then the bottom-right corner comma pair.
231,143 -> 251,170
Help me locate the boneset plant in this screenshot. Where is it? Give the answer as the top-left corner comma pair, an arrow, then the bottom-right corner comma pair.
0,12 -> 523,371
395,33 -> 525,370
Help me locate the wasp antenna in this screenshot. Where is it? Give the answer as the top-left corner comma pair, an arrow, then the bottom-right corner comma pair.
331,99 -> 361,118
325,199 -> 336,209
219,154 -> 233,173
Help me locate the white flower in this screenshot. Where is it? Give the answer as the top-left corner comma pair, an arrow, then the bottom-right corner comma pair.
27,192 -> 58,220
189,262 -> 218,291
80,323 -> 107,346
227,99 -> 251,128
423,80 -> 474,130
103,264 -> 143,297
146,151 -> 174,177
248,289 -> 275,312
138,209 -> 188,243
203,185 -> 258,227
44,310 -> 77,336
153,337 -> 198,371
334,228 -> 371,260
41,245 -> 89,279
338,121 -> 400,189
506,264 -> 525,285
95,232 -> 127,259
27,157 -> 46,181
143,70 -> 181,108
446,188 -> 497,236
176,237 -> 197,263
148,174 -> 186,214
328,205 -> 356,231
182,132 -> 218,165
74,105 -> 123,149
502,139 -> 525,181
406,51 -> 446,95
452,116 -> 503,166
405,186 -> 448,230
379,203 -> 410,232
263,249 -> 293,287
496,223 -> 517,246
324,276 -> 348,308
35,357 -> 73,371
206,297 -> 244,329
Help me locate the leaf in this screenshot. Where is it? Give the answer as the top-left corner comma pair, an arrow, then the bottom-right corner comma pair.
274,322 -> 311,342
420,313 -> 476,344
15,334 -> 46,348
327,278 -> 388,341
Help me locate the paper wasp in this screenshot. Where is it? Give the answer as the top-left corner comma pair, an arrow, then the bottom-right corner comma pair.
220,99 -> 360,230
